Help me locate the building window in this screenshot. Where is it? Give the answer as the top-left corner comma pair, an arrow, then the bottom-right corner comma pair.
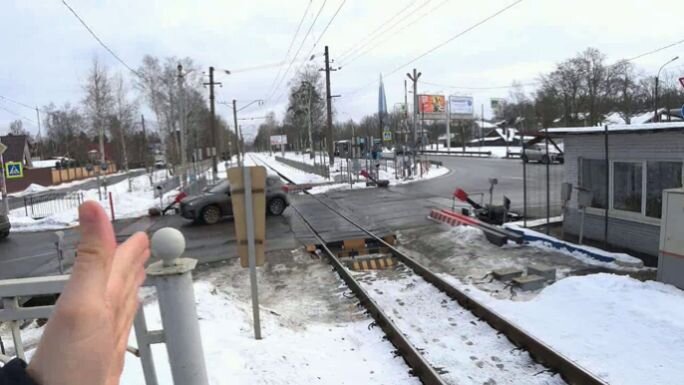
613,162 -> 642,213
579,159 -> 607,209
646,161 -> 683,218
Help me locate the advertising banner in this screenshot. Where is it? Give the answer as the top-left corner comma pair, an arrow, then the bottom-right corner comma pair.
449,95 -> 474,119
269,135 -> 287,146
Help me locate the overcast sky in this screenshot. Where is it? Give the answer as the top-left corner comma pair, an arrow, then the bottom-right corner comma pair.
2,0 -> 684,138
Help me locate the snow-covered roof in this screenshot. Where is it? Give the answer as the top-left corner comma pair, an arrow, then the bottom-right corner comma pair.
548,121 -> 684,135
474,120 -> 498,129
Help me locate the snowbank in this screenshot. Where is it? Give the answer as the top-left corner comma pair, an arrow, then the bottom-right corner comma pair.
504,223 -> 644,269
250,152 -> 450,194
8,170 -> 176,232
120,281 -> 418,385
479,274 -> 684,385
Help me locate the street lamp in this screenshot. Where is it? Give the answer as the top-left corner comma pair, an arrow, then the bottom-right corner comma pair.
87,149 -> 103,200
655,56 -> 679,122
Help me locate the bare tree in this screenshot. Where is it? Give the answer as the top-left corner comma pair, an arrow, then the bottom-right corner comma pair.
8,120 -> 29,136
83,57 -> 114,164
111,73 -> 138,172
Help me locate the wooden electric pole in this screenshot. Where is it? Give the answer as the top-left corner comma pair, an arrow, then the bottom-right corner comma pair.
204,66 -> 222,176
324,46 -> 334,166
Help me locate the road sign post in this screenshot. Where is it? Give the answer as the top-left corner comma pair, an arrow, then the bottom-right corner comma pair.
228,166 -> 266,340
0,144 -> 8,216
5,162 -> 23,179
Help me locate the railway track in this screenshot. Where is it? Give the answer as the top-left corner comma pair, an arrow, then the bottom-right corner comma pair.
248,153 -> 607,385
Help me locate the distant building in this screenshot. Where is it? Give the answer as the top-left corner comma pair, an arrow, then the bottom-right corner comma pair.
549,122 -> 684,260
0,134 -> 33,168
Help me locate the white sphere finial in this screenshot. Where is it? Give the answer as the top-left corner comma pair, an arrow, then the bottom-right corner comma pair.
151,227 -> 186,266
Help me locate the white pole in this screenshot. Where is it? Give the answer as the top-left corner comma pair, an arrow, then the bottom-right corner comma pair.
243,167 -> 262,339
446,96 -> 451,153
0,152 -> 8,216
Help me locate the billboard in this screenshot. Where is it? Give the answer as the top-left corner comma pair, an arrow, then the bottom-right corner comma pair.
448,95 -> 474,119
490,98 -> 505,117
418,95 -> 446,114
270,135 -> 287,146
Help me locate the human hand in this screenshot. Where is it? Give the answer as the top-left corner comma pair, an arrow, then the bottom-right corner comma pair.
27,201 -> 150,385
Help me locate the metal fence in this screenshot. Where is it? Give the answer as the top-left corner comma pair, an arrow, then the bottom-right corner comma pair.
520,137 -> 565,232
0,229 -> 209,385
275,156 -> 330,179
22,192 -> 84,219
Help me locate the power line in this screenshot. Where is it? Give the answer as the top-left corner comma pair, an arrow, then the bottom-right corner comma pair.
624,38 -> 684,62
0,104 -> 37,125
343,1 -> 524,97
341,0 -> 448,68
265,0 -> 329,106
310,0 -> 347,50
0,95 -> 34,110
337,0 -> 419,61
422,80 -> 539,90
385,0 -> 524,78
265,1 -> 314,101
60,0 -> 141,77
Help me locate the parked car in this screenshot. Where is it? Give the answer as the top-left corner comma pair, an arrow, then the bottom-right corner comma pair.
0,214 -> 10,239
180,176 -> 289,225
521,144 -> 564,164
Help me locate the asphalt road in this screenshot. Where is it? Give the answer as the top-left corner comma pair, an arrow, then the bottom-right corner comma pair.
400,155 -> 564,213
1,156 -> 558,280
0,211 -> 297,280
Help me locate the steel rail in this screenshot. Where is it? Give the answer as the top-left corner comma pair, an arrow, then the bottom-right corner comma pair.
249,153 -> 608,385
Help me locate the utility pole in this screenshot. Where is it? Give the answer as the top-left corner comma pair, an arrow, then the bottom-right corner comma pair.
177,64 -> 188,174
204,66 -> 222,176
307,85 -> 314,160
232,99 -> 242,167
446,96 -> 451,153
35,107 -> 43,159
404,79 -> 409,145
141,114 -> 147,169
406,69 -> 421,151
0,143 -> 8,216
324,46 -> 334,166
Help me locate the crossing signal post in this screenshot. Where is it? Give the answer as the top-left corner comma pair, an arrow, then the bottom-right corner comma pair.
228,166 -> 267,340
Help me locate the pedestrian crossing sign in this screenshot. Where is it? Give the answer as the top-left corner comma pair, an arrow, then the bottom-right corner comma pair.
383,130 -> 392,142
5,162 -> 23,179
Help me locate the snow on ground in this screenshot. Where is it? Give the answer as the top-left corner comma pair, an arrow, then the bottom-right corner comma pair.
119,281 -> 419,385
505,223 -> 645,269
8,170 -> 174,232
7,169 -> 144,198
249,152 -> 449,194
448,273 -> 684,385
356,270 -> 564,385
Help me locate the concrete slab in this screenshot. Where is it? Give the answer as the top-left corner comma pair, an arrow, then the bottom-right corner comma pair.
512,275 -> 546,291
492,268 -> 523,282
527,265 -> 557,281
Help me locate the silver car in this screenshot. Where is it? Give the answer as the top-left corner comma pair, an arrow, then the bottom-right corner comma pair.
521,144 -> 563,164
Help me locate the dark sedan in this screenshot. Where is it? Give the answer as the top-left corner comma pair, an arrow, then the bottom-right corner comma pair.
0,214 -> 10,239
180,176 -> 289,225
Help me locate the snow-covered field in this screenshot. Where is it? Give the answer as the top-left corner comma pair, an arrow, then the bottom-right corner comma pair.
459,273 -> 684,385
249,152 -> 450,194
8,170 -> 175,232
356,269 -> 564,385
118,281 -> 419,385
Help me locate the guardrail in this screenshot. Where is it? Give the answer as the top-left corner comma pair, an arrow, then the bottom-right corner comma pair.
0,228 -> 209,385
275,156 -> 330,178
23,192 -> 84,219
419,149 -> 492,157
